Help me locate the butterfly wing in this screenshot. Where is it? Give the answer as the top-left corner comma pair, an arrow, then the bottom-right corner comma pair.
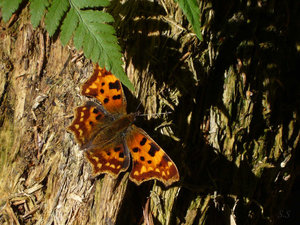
81,65 -> 127,115
85,137 -> 130,178
68,101 -> 111,147
69,65 -> 131,178
125,125 -> 179,186
69,102 -> 130,177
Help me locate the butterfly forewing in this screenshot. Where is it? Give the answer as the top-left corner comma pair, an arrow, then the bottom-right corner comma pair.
125,125 -> 180,186
81,65 -> 127,115
68,102 -> 109,146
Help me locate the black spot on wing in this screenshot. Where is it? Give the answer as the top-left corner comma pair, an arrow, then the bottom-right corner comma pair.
100,89 -> 104,94
109,81 -> 121,91
140,137 -> 147,146
114,147 -> 121,152
132,147 -> 139,153
112,95 -> 121,100
148,142 -> 160,157
93,108 -> 99,114
96,114 -> 102,120
119,152 -> 124,158
140,156 -> 145,161
104,98 -> 109,104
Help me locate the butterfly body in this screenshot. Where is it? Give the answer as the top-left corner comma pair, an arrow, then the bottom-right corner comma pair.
68,65 -> 179,186
90,112 -> 136,148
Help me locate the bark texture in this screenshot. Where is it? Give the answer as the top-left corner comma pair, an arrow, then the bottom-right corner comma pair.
0,1 -> 299,225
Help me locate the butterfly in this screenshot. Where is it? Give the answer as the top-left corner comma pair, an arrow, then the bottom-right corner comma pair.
68,65 -> 179,186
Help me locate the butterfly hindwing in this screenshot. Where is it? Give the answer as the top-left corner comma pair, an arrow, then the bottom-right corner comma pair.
85,137 -> 130,178
81,65 -> 127,115
125,125 -> 179,186
68,101 -> 109,146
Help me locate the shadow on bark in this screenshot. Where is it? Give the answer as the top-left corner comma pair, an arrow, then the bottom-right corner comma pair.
0,0 -> 299,225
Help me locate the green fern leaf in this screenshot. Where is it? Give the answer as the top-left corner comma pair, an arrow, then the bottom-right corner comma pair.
90,44 -> 101,63
72,0 -> 110,8
0,0 -> 134,90
82,34 -> 94,59
0,0 -> 22,22
45,0 -> 69,36
73,23 -> 85,50
70,2 -> 134,90
60,8 -> 79,45
80,11 -> 114,24
176,0 -> 202,40
29,0 -> 49,28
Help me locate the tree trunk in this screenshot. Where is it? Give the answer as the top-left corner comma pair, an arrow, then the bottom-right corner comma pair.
0,1 -> 299,225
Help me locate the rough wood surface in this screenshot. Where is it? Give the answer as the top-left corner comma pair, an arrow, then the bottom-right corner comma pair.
1,1 -> 299,225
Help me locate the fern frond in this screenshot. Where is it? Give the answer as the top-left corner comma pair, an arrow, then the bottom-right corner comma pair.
45,0 -> 69,36
80,11 -> 114,24
0,0 -> 134,90
176,0 -> 202,40
72,0 -> 110,8
0,0 -> 22,22
69,1 -> 134,90
29,0 -> 49,28
82,33 -> 94,59
73,23 -> 85,50
60,7 -> 79,46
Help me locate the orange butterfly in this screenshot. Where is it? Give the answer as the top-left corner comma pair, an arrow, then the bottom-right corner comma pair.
68,65 -> 179,186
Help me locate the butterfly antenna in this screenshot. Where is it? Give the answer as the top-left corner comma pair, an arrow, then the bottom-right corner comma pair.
136,101 -> 143,112
137,111 -> 172,117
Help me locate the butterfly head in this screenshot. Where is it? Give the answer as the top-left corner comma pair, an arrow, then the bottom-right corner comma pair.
127,112 -> 141,123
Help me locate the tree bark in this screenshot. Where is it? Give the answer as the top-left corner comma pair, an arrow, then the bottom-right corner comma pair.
1,1 -> 299,225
